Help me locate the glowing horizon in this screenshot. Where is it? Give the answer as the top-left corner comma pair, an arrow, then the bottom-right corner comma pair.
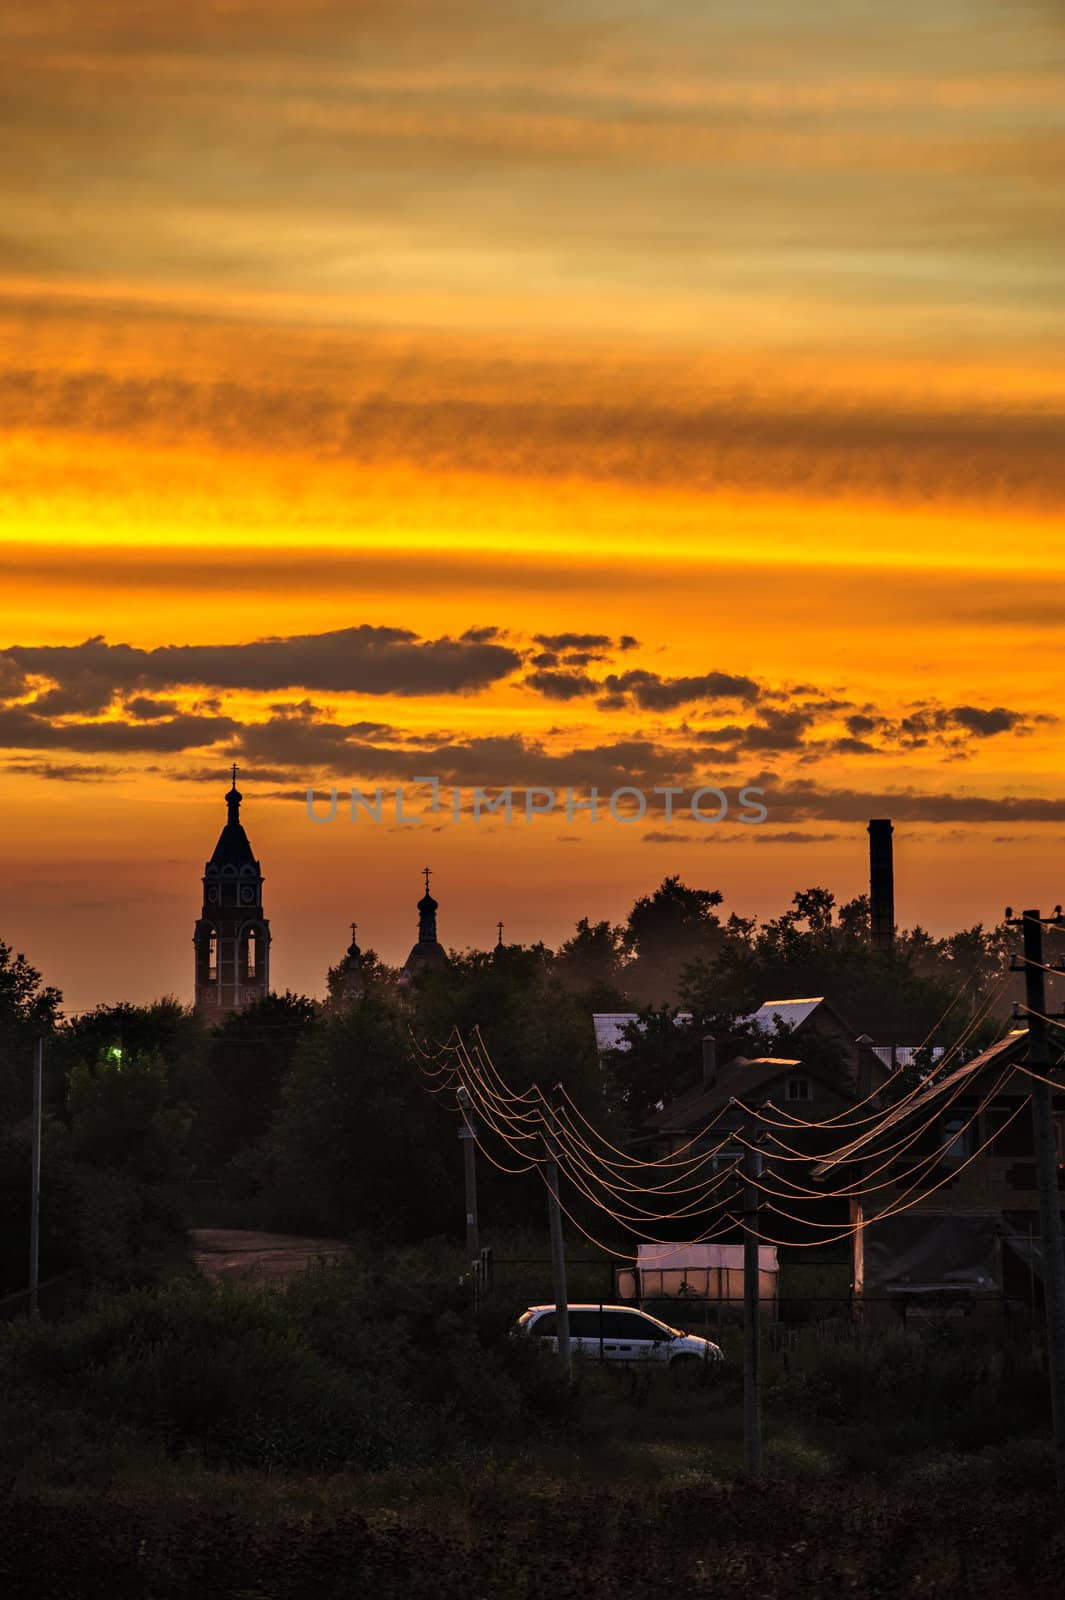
2,0 -> 1063,1008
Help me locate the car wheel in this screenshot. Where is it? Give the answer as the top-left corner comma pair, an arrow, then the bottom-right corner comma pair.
669,1353 -> 705,1386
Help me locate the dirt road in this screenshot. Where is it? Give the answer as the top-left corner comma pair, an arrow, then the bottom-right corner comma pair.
189,1228 -> 349,1286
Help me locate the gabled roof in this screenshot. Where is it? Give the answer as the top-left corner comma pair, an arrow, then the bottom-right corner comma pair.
593,1012 -> 692,1054
812,1029 -> 1040,1177
648,1056 -> 823,1132
742,997 -> 826,1033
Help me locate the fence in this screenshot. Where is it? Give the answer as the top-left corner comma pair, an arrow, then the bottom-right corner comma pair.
485,1256 -> 1036,1333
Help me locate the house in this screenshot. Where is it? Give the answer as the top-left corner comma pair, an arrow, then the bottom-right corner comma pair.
592,1011 -> 692,1053
648,1051 -> 849,1156
738,996 -> 891,1099
812,1029 -> 1065,1325
644,1040 -> 861,1247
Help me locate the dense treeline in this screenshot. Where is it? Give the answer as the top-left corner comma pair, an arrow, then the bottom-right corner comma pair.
0,882 -> 1020,1293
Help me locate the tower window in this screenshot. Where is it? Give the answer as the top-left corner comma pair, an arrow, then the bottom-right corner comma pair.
786,1076 -> 812,1103
208,931 -> 218,981
246,928 -> 257,979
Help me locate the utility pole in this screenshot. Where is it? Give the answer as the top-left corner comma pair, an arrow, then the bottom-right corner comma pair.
742,1129 -> 764,1481
29,1036 -> 42,1317
543,1099 -> 571,1378
456,1087 -> 480,1291
1009,908 -> 1065,1493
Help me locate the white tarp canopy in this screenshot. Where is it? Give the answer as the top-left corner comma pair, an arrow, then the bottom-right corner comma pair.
636,1242 -> 777,1272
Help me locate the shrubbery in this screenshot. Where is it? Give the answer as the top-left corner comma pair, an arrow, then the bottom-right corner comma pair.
0,1248 -> 580,1478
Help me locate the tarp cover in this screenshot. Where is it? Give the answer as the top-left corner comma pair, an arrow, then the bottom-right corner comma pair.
864,1212 -> 1000,1293
636,1242 -> 777,1271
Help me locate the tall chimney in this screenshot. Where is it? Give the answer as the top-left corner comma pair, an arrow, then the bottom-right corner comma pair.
868,818 -> 895,952
702,1035 -> 717,1088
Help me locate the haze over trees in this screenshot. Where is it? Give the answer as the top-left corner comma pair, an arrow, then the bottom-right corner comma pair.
0,880 -> 1019,1294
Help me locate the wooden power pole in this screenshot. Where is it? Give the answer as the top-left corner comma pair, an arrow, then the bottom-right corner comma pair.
742,1133 -> 764,1480
542,1104 -> 572,1378
29,1036 -> 42,1317
456,1087 -> 480,1275
1011,908 -> 1065,1493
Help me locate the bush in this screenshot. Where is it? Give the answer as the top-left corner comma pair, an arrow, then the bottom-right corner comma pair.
0,1255 -> 581,1478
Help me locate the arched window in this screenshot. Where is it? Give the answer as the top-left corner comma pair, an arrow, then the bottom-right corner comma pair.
245,927 -> 258,979
208,931 -> 218,981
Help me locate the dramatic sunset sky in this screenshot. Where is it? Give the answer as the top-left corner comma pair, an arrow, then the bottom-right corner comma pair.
1,1 -> 1063,1009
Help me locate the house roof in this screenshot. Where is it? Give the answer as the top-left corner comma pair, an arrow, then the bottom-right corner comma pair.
592,1011 -> 692,1054
812,1029 -> 1040,1177
648,1056 -> 818,1131
742,997 -> 826,1033
870,1045 -> 946,1070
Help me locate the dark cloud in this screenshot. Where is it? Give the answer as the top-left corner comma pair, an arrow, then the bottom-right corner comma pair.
0,657 -> 28,700
766,779 -> 1065,824
125,695 -> 180,720
28,676 -> 116,717
523,669 -> 599,701
948,705 -> 1024,737
6,363 -> 1065,515
693,706 -> 817,752
559,650 -> 607,667
601,668 -> 760,710
533,633 -> 613,651
898,703 -> 1035,743
233,721 -> 695,791
751,829 -> 843,844
460,625 -> 504,644
736,708 -> 810,751
829,737 -> 882,756
641,830 -> 743,846
4,760 -> 117,782
2,625 -> 522,700
168,765 -> 302,785
0,704 -> 239,753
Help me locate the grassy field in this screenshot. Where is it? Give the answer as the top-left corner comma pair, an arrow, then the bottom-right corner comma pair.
1,1237 -> 1061,1596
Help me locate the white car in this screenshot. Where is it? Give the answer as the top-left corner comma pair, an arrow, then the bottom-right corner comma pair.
515,1303 -> 723,1369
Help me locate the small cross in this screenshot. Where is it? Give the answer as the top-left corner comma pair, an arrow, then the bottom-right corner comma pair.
497,921 -> 504,945
350,921 -> 358,943
231,762 -> 238,787
423,866 -> 432,894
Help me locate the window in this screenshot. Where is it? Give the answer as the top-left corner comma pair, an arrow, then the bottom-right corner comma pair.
207,931 -> 218,982
615,1311 -> 667,1342
245,928 -> 257,979
568,1310 -> 604,1338
786,1076 -> 812,1103
940,1114 -> 972,1170
531,1311 -> 556,1337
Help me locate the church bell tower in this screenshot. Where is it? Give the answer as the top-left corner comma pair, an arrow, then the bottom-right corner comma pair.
193,767 -> 271,1014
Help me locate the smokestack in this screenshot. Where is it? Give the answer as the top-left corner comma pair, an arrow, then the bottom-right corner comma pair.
868,818 -> 895,952
702,1035 -> 717,1088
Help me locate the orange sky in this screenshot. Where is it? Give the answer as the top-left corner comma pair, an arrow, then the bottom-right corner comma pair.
1,1 -> 1064,1008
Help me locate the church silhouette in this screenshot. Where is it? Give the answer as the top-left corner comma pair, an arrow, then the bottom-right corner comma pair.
193,772 -> 448,1013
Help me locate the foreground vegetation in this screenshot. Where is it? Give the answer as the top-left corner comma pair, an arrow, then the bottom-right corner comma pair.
0,894 -> 1056,1593
4,1472 -> 1065,1599
1,1243 -> 1062,1596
